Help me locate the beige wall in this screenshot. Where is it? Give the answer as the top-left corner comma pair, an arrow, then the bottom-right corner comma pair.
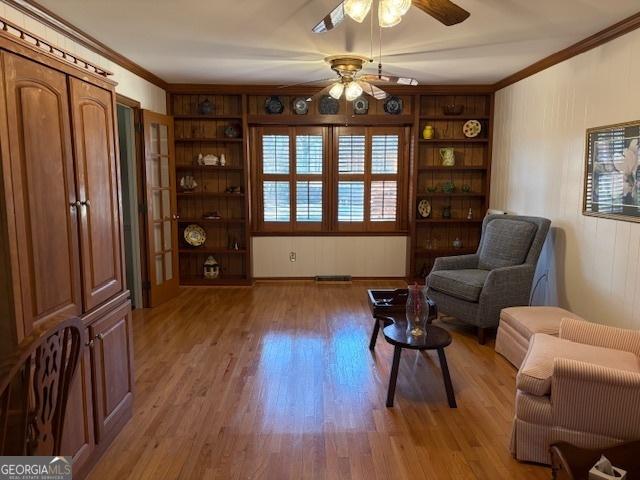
491,28 -> 640,329
0,3 -> 166,113
252,237 -> 407,278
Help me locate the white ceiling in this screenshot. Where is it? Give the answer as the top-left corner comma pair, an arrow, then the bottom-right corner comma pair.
39,0 -> 640,85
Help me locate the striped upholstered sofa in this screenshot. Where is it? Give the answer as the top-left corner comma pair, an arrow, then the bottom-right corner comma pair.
511,317 -> 640,464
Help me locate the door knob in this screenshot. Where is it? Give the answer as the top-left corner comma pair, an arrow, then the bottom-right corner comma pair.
82,200 -> 91,207
172,214 -> 180,220
96,333 -> 105,341
70,201 -> 81,208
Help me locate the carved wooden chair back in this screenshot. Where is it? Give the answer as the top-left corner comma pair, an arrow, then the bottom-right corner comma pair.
0,317 -> 83,456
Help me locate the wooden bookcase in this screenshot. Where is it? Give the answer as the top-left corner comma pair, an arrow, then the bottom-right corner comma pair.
170,93 -> 251,285
409,93 -> 493,283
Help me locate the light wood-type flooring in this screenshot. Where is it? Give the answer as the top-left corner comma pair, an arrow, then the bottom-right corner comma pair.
87,281 -> 548,480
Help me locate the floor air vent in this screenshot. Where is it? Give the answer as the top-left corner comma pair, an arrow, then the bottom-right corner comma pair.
315,275 -> 352,284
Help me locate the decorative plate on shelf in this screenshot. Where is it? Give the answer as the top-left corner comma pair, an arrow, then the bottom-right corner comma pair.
224,124 -> 241,138
353,96 -> 369,115
265,96 -> 284,114
462,120 -> 482,138
184,224 -> 206,247
383,96 -> 403,115
418,199 -> 432,218
319,95 -> 339,115
292,97 -> 309,115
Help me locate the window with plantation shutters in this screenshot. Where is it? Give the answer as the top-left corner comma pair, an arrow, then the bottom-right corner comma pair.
336,127 -> 403,231
263,135 -> 290,174
256,127 -> 327,232
263,181 -> 290,222
252,125 -> 406,233
370,180 -> 397,221
338,135 -> 365,173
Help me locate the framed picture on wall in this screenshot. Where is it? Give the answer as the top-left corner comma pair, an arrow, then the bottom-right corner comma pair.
583,120 -> 640,222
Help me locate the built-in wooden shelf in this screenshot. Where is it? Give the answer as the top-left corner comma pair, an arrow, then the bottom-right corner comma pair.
177,192 -> 245,198
416,192 -> 485,198
419,115 -> 490,121
179,248 -> 247,255
418,166 -> 488,171
175,137 -> 244,143
247,114 -> 414,126
174,114 -> 243,120
415,218 -> 483,224
171,92 -> 251,287
178,218 -> 246,224
419,138 -> 489,144
176,165 -> 244,171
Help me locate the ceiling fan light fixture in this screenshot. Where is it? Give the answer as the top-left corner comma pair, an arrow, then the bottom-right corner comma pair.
387,0 -> 412,16
344,0 -> 373,23
345,81 -> 364,101
378,1 -> 403,28
329,82 -> 345,100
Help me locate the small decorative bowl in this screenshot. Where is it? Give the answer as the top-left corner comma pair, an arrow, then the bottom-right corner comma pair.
426,186 -> 438,193
441,182 -> 456,193
443,104 -> 464,116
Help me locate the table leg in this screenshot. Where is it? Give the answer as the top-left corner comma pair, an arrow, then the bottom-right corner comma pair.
386,346 -> 402,407
437,348 -> 457,408
369,318 -> 380,350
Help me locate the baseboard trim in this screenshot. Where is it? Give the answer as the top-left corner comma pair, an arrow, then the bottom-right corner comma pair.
254,276 -> 407,282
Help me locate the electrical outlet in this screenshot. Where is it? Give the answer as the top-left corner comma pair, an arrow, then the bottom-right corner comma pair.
289,252 -> 296,262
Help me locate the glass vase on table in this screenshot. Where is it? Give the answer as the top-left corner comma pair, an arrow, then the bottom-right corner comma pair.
406,283 -> 428,337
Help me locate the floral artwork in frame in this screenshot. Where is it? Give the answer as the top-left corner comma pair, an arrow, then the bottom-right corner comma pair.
583,121 -> 640,222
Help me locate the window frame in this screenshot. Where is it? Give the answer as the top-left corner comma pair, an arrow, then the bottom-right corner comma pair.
333,126 -> 407,233
253,126 -> 330,233
251,125 -> 408,235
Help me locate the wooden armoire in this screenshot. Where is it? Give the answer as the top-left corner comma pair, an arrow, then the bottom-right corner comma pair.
0,19 -> 133,478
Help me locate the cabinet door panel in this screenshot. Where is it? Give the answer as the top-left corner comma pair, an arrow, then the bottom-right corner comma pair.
69,78 -> 123,311
90,301 -> 133,443
61,342 -> 95,472
0,52 -> 82,339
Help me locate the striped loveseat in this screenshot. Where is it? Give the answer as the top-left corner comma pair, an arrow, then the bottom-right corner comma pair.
511,317 -> 640,464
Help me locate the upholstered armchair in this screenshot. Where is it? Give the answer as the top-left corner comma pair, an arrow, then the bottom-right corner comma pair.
426,214 -> 550,343
512,318 -> 640,465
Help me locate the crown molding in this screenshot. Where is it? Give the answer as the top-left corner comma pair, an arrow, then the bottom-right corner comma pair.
494,10 -> 640,91
165,84 -> 496,95
3,0 -> 169,90
6,0 -> 639,96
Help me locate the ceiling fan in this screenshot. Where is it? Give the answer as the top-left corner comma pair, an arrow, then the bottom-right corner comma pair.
300,55 -> 418,102
312,0 -> 470,33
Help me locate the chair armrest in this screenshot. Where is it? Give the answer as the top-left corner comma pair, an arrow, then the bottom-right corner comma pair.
431,254 -> 479,272
560,318 -> 640,357
551,357 -> 640,440
480,264 -> 534,300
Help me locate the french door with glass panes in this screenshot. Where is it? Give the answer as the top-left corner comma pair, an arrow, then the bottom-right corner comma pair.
142,111 -> 179,306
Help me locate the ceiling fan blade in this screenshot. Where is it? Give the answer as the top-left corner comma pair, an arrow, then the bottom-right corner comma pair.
312,1 -> 346,33
412,0 -> 470,26
360,74 -> 418,86
360,82 -> 388,101
278,77 -> 337,89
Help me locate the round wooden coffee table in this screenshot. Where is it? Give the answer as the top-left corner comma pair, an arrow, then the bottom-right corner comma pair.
382,319 -> 456,408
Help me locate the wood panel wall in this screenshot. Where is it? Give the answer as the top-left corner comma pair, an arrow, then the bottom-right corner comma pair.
491,27 -> 640,329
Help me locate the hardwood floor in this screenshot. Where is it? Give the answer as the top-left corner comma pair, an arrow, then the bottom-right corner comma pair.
86,281 -> 548,480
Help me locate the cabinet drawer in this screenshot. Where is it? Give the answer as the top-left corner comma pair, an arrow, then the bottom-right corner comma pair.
89,301 -> 133,443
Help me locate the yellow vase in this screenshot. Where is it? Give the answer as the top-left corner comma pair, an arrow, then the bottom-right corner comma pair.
422,125 -> 434,139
